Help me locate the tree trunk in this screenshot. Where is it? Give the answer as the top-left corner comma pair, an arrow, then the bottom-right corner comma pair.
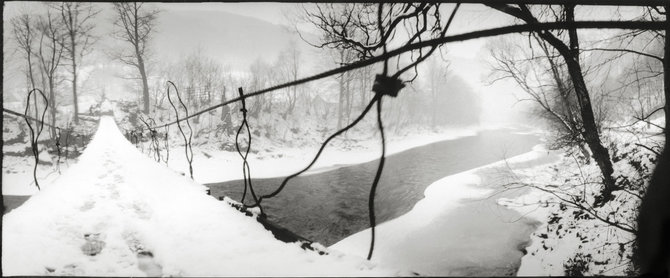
71,51 -> 79,124
221,86 -> 227,121
138,56 -> 150,114
337,75 -> 345,130
49,78 -> 56,139
27,54 -> 40,128
563,6 -> 616,202
221,86 -> 232,133
360,70 -> 367,111
634,8 -> 670,274
664,8 -> 669,143
345,70 -> 353,124
337,50 -> 345,130
486,4 -> 617,204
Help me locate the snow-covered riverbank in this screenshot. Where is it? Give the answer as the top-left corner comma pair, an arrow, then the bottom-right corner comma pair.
330,144 -> 560,275
2,117 -> 406,276
3,116 -> 552,275
1,124 -> 477,196
164,125 -> 488,184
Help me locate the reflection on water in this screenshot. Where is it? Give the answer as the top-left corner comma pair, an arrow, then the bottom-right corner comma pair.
207,129 -> 540,246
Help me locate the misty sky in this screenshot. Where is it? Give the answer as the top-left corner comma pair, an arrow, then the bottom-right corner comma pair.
3,2 -> 643,126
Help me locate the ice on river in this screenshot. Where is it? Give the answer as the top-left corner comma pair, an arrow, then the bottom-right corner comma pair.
2,116 -> 403,276
330,145 -> 556,275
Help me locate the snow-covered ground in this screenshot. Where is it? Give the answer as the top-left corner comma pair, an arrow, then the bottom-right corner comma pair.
498,119 -> 664,276
2,117 -> 406,276
330,144 -> 560,275
164,125 -> 484,185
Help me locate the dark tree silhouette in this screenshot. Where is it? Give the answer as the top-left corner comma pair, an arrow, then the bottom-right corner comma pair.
35,10 -> 65,139
58,2 -> 99,124
486,4 -> 618,205
111,2 -> 159,114
11,13 -> 39,127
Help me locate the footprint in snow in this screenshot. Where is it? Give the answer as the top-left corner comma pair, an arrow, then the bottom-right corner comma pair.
137,251 -> 163,276
79,201 -> 95,211
81,233 -> 106,256
122,230 -> 163,276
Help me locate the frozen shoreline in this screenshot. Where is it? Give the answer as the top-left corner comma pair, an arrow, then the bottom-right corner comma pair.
2,125 -> 481,196
164,124 -> 522,185
3,121 -> 535,196
329,144 -> 559,275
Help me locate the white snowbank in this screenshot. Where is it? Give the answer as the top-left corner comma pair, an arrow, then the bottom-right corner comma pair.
330,144 -> 557,275
501,136 -> 646,276
2,117 -> 404,276
167,126 -> 481,184
2,150 -> 67,195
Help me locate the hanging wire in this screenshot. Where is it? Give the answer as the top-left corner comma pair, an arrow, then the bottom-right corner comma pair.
235,88 -> 263,213
364,2 -> 390,260
166,81 -> 195,179
3,107 -> 59,129
249,96 -> 378,206
244,2 -> 459,260
24,89 -> 49,190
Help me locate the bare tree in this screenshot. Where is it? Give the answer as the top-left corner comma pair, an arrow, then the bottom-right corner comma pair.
35,11 -> 66,138
336,48 -> 357,129
248,58 -> 273,118
275,41 -> 301,118
111,2 -> 159,114
58,2 -> 99,124
300,3 -> 460,130
486,4 -> 618,204
634,7 -> 669,275
489,34 -> 592,161
425,55 -> 450,128
11,13 -> 39,126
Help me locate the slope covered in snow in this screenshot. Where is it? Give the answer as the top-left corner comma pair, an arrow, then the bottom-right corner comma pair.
2,116 -> 402,276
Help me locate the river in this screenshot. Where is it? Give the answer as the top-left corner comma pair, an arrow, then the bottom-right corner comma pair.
206,129 -> 541,248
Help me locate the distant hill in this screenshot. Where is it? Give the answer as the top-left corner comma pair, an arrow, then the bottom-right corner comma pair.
152,10 -> 318,71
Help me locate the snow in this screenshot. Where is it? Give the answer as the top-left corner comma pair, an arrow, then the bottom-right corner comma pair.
2,116 -> 405,276
100,99 -> 114,113
165,126 -> 481,184
497,124 -> 662,276
330,144 -> 558,275
2,150 -> 66,195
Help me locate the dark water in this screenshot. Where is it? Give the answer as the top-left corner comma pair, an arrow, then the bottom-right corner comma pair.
206,129 -> 540,246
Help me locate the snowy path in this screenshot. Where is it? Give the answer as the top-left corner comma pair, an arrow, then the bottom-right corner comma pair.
2,116 -> 402,276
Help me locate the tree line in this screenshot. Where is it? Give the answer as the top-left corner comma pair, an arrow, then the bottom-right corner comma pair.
9,2 -> 158,138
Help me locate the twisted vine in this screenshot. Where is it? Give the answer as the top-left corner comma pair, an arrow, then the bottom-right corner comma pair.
24,89 -> 49,190
166,81 -> 194,179
235,88 -> 262,213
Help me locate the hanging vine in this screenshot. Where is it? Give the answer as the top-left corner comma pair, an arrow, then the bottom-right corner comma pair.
166,81 -> 194,179
139,116 -> 162,162
235,88 -> 263,213
24,89 -> 49,190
